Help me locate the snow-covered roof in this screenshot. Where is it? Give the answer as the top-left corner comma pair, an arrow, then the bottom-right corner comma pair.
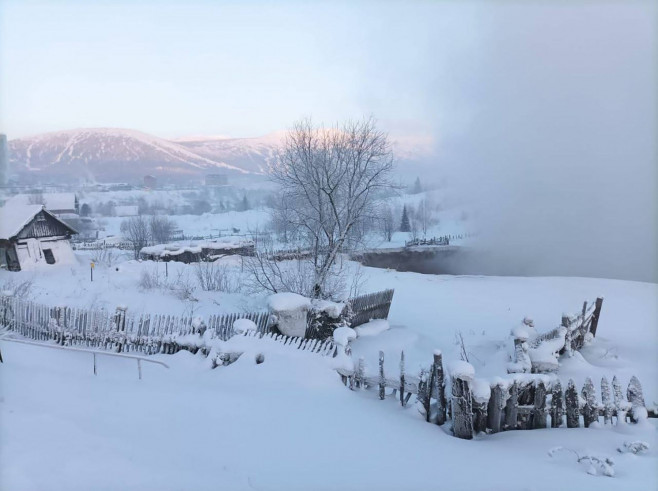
0,204 -> 47,240
140,238 -> 253,257
4,193 -> 77,211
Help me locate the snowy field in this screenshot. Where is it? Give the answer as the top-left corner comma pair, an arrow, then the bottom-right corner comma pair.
1,250 -> 657,490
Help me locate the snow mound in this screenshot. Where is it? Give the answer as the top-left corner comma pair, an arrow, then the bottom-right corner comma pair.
354,319 -> 390,337
233,318 -> 258,334
472,378 -> 491,403
311,299 -> 345,318
267,292 -> 311,312
448,360 -> 475,381
333,327 -> 357,346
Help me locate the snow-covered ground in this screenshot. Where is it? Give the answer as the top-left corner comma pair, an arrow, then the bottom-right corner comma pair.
1,248 -> 656,490
1,335 -> 656,491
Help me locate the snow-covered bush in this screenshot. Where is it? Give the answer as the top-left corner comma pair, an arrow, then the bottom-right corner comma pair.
548,447 -> 615,477
0,279 -> 33,299
195,261 -> 241,293
617,441 -> 650,455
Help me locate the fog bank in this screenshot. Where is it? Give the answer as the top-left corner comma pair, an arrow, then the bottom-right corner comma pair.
437,3 -> 657,283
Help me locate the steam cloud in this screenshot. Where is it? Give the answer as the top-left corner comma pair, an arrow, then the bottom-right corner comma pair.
435,3 -> 657,282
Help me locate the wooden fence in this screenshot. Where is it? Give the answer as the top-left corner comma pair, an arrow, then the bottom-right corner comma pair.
510,297 -> 604,374
405,236 -> 451,247
337,350 -> 651,440
346,289 -> 395,328
0,294 -> 271,355
0,288 -> 393,354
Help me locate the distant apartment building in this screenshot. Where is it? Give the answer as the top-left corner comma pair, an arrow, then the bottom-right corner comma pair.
0,134 -> 8,186
143,175 -> 157,188
205,174 -> 228,186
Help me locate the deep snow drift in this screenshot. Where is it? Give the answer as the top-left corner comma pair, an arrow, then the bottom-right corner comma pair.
0,254 -> 656,490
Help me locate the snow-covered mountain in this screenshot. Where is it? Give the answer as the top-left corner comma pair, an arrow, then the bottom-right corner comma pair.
9,127 -> 436,183
174,132 -> 285,174
8,128 -> 250,183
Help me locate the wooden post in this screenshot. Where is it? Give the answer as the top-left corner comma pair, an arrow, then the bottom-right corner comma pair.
565,379 -> 580,428
434,351 -> 446,425
451,373 -> 473,439
399,351 -> 405,406
601,377 -> 613,424
487,383 -> 505,433
531,381 -> 547,429
504,382 -> 518,430
581,377 -> 598,427
627,376 -> 646,423
93,352 -> 97,375
550,380 -> 564,428
137,358 -> 142,380
378,351 -> 385,400
589,297 -> 603,337
425,359 -> 435,422
357,357 -> 365,390
472,394 -> 489,434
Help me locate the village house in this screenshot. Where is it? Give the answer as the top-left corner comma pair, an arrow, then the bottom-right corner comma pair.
3,192 -> 79,217
0,204 -> 78,271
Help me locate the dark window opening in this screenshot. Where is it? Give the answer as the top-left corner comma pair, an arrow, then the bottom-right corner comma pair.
43,249 -> 56,264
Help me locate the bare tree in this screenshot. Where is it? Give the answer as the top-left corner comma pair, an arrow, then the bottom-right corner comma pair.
149,215 -> 176,244
378,205 -> 395,242
417,198 -> 438,238
120,215 -> 150,258
269,117 -> 394,298
269,191 -> 297,244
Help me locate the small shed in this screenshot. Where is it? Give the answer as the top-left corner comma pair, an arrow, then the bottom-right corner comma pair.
0,204 -> 78,271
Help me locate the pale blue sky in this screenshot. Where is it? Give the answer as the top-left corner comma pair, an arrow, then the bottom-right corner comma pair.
0,0 -> 480,139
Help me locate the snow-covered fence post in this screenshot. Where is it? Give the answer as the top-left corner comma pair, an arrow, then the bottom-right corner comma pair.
471,380 -> 490,434
589,297 -> 604,337
114,306 -> 127,353
601,377 -> 613,424
612,375 -> 628,424
627,376 -> 647,423
378,351 -> 385,400
356,357 -> 365,390
487,381 -> 505,433
416,368 -> 429,418
449,361 -> 475,439
399,351 -> 406,406
532,380 -> 548,429
565,379 -> 580,428
433,351 -> 447,425
581,377 -> 598,428
504,381 -> 519,430
550,380 -> 564,428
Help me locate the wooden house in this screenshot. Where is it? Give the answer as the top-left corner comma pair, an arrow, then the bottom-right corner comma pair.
0,204 -> 78,271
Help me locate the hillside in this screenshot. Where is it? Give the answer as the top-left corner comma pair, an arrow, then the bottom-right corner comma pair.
8,128 -> 249,183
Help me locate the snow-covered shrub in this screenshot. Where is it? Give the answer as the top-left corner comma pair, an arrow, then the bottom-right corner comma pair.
139,268 -> 163,290
91,247 -> 118,267
195,261 -> 241,293
617,441 -> 650,454
305,299 -> 349,340
548,447 -> 615,477
0,279 -> 33,298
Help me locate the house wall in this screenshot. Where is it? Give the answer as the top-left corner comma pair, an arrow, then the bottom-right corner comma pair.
14,236 -> 76,271
17,210 -> 73,240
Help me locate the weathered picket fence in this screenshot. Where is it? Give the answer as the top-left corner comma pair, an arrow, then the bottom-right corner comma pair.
448,369 -> 650,439
0,294 -> 271,355
509,297 -> 604,373
336,350 -> 651,440
346,289 -> 395,328
405,236 -> 451,247
0,288 -> 393,354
